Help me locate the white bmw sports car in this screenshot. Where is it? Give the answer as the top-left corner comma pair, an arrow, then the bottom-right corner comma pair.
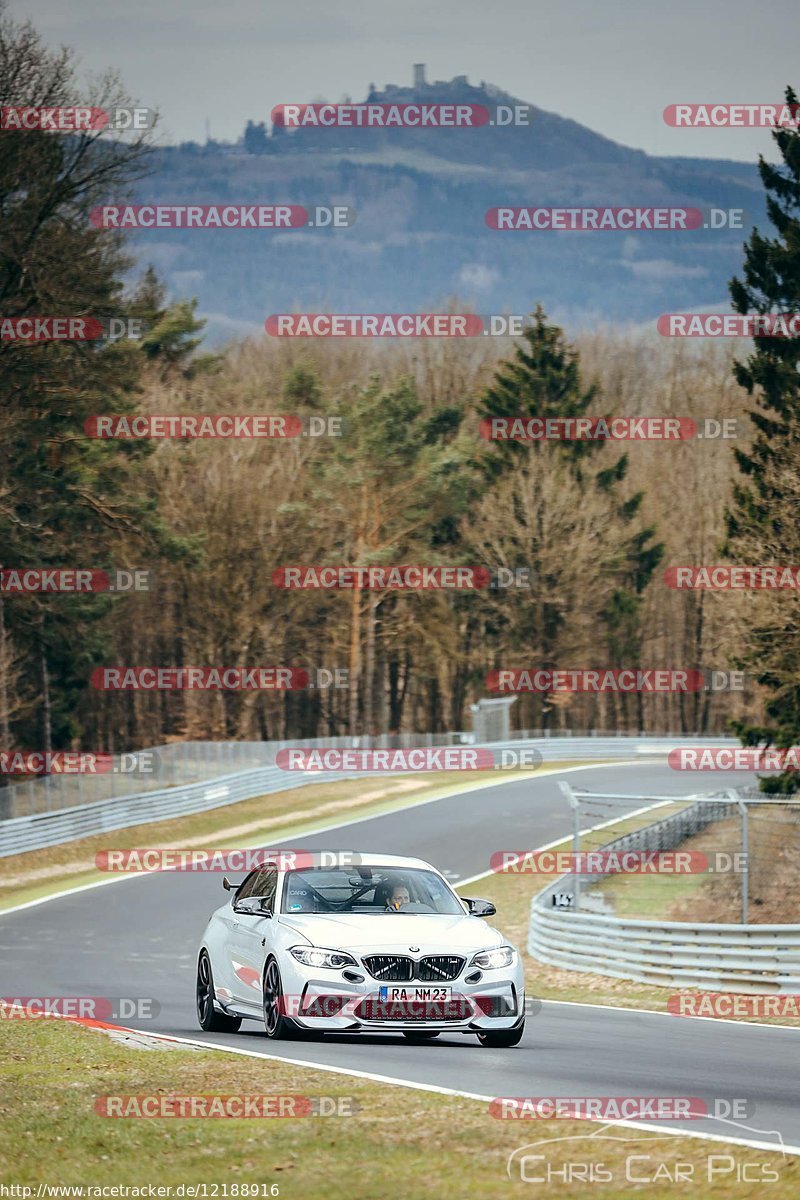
196,853 -> 526,1046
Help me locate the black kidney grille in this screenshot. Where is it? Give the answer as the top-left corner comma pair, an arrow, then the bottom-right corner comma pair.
362,955 -> 415,981
362,954 -> 466,981
417,955 -> 466,981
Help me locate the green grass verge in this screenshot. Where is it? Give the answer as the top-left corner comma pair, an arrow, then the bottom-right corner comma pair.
0,1020 -> 796,1196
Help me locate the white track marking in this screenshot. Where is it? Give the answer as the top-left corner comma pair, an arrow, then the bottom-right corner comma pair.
78,1021 -> 800,1156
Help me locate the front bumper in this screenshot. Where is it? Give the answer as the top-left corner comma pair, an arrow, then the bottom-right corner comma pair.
281,960 -> 524,1032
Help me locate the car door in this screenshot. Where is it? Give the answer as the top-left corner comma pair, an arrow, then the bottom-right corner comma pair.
227,864 -> 279,1007
219,868 -> 260,998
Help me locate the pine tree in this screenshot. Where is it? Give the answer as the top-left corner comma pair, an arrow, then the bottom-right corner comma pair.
131,265 -> 218,377
0,5 -> 165,754
724,85 -> 800,791
479,306 -> 598,477
477,307 -> 664,729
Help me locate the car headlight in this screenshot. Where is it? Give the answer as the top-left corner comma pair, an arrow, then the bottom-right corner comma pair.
289,946 -> 357,969
470,946 -> 516,970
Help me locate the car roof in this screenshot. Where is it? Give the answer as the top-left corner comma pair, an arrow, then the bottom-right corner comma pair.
283,852 -> 436,872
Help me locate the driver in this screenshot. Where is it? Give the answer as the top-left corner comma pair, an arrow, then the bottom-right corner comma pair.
387,883 -> 410,910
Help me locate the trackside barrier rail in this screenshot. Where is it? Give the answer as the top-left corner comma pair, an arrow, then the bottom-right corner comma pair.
528,786 -> 800,993
0,735 -> 737,857
0,729 -> 737,820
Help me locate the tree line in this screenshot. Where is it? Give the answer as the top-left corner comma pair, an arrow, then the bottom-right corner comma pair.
1,6 -> 799,787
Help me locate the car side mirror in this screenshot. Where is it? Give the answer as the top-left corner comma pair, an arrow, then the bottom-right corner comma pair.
465,897 -> 496,917
222,876 -> 233,891
234,896 -> 272,917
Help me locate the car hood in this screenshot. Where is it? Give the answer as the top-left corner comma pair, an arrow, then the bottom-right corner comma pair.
278,912 -> 505,953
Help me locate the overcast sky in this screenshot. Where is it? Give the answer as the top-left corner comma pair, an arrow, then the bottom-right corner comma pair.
17,0 -> 799,160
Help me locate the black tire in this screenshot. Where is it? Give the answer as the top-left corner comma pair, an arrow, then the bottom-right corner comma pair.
196,951 -> 242,1033
402,1031 -> 440,1041
263,957 -> 302,1039
477,1018 -> 525,1048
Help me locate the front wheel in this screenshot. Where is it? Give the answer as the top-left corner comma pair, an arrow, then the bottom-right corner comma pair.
477,1018 -> 525,1048
263,957 -> 301,1039
196,951 -> 242,1033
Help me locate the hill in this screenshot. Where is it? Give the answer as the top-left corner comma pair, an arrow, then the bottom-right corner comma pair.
127,69 -> 766,343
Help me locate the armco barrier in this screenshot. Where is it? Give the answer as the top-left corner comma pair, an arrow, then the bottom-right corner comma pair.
0,735 -> 738,859
0,764 -> 323,858
0,729 -> 734,821
528,905 -> 800,993
528,788 -> 800,994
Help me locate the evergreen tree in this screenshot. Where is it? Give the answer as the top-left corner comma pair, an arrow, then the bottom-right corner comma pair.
131,265 -> 218,378
477,307 -> 663,728
283,362 -> 322,410
243,120 -> 270,154
479,306 -> 598,477
0,5 -> 164,754
724,85 -> 800,791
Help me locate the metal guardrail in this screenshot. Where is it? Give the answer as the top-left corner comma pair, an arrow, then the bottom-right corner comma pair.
0,731 -> 475,819
528,906 -> 800,993
0,728 -> 730,820
0,735 -> 738,858
528,788 -> 800,993
0,764 -> 332,858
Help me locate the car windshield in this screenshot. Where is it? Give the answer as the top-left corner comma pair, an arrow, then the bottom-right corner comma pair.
281,867 -> 465,915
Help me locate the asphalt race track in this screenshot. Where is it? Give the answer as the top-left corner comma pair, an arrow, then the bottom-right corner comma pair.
2,761 -> 797,1152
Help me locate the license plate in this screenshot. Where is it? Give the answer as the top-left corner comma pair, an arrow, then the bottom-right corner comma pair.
379,986 -> 452,1003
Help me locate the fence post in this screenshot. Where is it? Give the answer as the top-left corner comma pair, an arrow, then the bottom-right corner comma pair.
733,793 -> 749,925
559,780 -> 580,911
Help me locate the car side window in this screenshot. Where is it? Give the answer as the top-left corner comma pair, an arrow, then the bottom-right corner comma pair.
234,869 -> 259,903
238,865 -> 278,910
258,865 -> 278,913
